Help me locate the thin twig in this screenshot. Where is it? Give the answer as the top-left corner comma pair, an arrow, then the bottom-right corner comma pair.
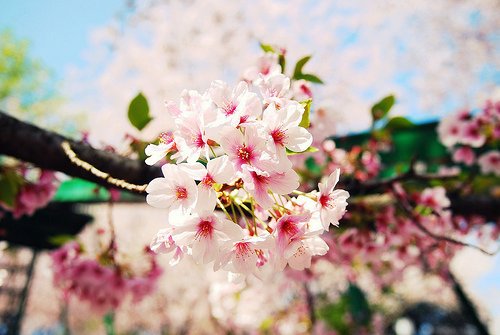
392,185 -> 498,256
304,277 -> 316,331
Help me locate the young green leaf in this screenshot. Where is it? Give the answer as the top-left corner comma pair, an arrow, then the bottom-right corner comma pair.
286,146 -> 319,155
0,170 -> 23,207
293,55 -> 312,79
259,43 -> 275,53
48,234 -> 76,247
296,73 -> 324,84
371,95 -> 395,122
384,116 -> 414,131
278,53 -> 286,73
299,99 -> 312,128
128,92 -> 152,131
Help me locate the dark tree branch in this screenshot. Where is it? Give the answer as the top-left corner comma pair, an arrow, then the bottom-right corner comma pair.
1,110 -> 499,220
0,111 -> 161,194
448,270 -> 490,335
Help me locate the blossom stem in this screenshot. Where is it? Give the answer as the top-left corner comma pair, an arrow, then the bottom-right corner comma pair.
236,199 -> 268,229
292,190 -> 317,200
230,201 -> 238,223
209,145 -> 217,158
216,198 -> 234,222
234,202 -> 252,233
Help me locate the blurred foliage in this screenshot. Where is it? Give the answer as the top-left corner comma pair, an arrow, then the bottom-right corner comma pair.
0,29 -> 84,135
0,167 -> 24,207
317,284 -> 373,334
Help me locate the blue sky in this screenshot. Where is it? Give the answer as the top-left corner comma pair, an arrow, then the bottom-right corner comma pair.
0,1 -> 123,79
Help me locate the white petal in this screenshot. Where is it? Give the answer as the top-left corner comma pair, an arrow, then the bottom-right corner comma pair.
195,186 -> 217,213
146,193 -> 174,209
178,162 -> 207,180
208,155 -> 234,184
285,127 -> 313,153
145,177 -> 173,194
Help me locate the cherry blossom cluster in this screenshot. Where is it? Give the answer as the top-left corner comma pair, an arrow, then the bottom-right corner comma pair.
145,68 -> 349,280
323,186 -> 477,288
51,241 -> 162,313
0,165 -> 59,219
438,99 -> 500,176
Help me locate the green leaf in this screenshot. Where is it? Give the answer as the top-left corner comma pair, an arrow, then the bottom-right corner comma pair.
305,156 -> 322,175
278,53 -> 286,73
317,299 -> 350,335
0,170 -> 23,207
384,116 -> 414,131
293,55 -> 312,79
128,92 -> 152,131
48,234 -> 76,247
103,313 -> 116,335
345,284 -> 372,326
299,99 -> 312,128
286,146 -> 319,155
415,204 -> 433,216
371,95 -> 396,122
295,73 -> 324,84
259,43 -> 275,53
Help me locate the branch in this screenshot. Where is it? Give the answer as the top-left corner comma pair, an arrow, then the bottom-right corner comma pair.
392,185 -> 498,256
1,110 -> 500,221
0,111 -> 161,194
346,168 -> 459,194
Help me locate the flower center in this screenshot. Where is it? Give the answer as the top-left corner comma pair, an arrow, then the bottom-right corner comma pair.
271,127 -> 287,146
235,242 -> 253,259
224,102 -> 237,116
319,194 -> 334,209
237,146 -> 252,162
192,132 -> 205,148
195,219 -> 214,240
159,132 -> 174,144
279,219 -> 300,238
261,65 -> 270,75
175,186 -> 188,199
201,174 -> 215,187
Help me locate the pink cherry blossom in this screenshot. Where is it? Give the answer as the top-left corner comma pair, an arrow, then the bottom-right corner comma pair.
256,73 -> 291,105
274,213 -> 328,271
242,52 -> 281,83
477,150 -> 500,176
217,234 -> 273,280
452,146 -> 476,166
418,186 -> 451,213
144,132 -> 177,165
261,102 -> 313,160
150,228 -> 186,266
146,163 -> 198,212
51,242 -> 161,314
437,112 -> 466,147
291,79 -> 313,101
460,120 -> 486,147
4,170 -> 59,219
219,125 -> 277,173
209,80 -> 262,127
317,169 -> 350,230
171,210 -> 243,264
241,165 -> 299,210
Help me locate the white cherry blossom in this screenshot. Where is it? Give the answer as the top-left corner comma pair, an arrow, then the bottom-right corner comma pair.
146,163 -> 198,213
317,168 -> 350,230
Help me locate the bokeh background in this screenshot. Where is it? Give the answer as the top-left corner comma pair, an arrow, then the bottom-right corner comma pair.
0,0 -> 499,334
